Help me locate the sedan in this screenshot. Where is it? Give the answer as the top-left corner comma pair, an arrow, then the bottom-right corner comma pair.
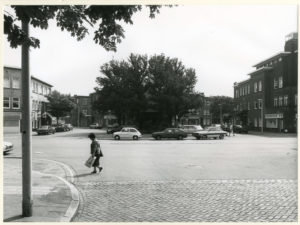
64,124 -> 73,131
3,141 -> 13,154
192,126 -> 228,140
113,127 -> 142,140
152,128 -> 187,140
233,125 -> 248,134
55,124 -> 68,132
36,125 -> 56,135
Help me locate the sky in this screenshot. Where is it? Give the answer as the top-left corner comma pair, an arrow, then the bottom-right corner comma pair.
3,4 -> 298,97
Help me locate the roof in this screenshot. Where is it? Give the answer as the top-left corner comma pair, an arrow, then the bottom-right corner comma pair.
248,66 -> 273,76
252,52 -> 290,68
4,66 -> 53,87
234,78 -> 251,87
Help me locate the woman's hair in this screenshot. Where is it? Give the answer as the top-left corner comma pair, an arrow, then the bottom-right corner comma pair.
88,133 -> 96,139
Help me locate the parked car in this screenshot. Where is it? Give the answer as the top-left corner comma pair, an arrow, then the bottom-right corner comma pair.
36,125 -> 56,135
107,125 -> 123,134
113,127 -> 142,140
233,125 -> 248,134
64,124 -> 73,131
152,128 -> 188,140
55,124 -> 68,132
3,141 -> 13,154
180,125 -> 203,134
89,123 -> 100,129
192,126 -> 228,140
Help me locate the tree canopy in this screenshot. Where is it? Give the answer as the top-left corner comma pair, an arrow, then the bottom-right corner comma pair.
94,53 -> 202,130
4,5 -> 161,51
47,90 -> 76,123
208,95 -> 234,124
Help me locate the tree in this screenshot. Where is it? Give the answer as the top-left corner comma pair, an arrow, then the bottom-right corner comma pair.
4,5 -> 161,51
94,53 -> 200,129
208,96 -> 234,124
47,90 -> 76,124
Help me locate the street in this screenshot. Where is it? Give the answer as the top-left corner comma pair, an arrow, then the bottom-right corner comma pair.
4,128 -> 297,222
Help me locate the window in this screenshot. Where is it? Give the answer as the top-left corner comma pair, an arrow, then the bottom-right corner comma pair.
284,95 -> 288,106
4,97 -> 10,108
258,81 -> 262,91
258,99 -> 262,109
248,102 -> 250,110
240,88 -> 242,96
254,82 -> 258,93
12,76 -> 20,89
248,84 -> 250,94
278,96 -> 283,106
82,109 -> 87,115
274,78 -> 278,89
12,98 -> 20,109
4,74 -> 10,88
278,76 -> 283,88
41,86 -> 44,94
254,101 -> 257,109
235,90 -> 239,98
274,98 -> 278,107
295,94 -> 298,106
279,57 -> 282,62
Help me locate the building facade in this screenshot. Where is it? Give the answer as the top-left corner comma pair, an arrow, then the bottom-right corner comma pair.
3,66 -> 53,129
233,33 -> 298,132
70,95 -> 93,127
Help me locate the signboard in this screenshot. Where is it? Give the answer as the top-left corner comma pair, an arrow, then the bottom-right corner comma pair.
265,113 -> 283,119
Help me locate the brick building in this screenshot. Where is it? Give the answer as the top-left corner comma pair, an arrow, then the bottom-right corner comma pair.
3,66 -> 53,130
233,33 -> 298,132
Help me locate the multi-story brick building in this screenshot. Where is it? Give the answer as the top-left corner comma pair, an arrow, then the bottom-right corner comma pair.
3,66 -> 53,130
233,32 -> 298,132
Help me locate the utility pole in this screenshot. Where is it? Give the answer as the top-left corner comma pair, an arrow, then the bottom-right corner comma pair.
21,18 -> 33,217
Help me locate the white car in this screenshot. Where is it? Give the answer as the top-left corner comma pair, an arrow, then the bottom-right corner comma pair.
192,126 -> 228,140
89,123 -> 99,129
3,141 -> 13,154
113,127 -> 142,140
180,125 -> 203,134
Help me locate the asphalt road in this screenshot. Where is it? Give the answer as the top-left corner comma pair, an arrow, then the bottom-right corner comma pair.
4,128 -> 297,181
4,128 -> 298,222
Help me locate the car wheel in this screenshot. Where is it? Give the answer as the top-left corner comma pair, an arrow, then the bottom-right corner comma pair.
133,136 -> 139,140
178,135 -> 183,140
114,135 -> 120,140
219,134 -> 224,139
156,136 -> 161,140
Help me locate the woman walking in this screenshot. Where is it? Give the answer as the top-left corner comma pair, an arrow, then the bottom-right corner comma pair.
88,133 -> 103,174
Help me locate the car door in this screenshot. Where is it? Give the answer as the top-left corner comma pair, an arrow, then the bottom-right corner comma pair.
120,128 -> 129,139
165,129 -> 173,138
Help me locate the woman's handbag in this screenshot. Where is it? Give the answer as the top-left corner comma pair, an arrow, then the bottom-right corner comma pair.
99,149 -> 103,157
85,155 -> 96,168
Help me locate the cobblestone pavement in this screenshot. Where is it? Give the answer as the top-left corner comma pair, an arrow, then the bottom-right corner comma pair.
73,179 -> 297,222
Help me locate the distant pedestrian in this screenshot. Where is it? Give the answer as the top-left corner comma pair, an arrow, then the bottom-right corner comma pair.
229,124 -> 235,136
88,133 -> 103,174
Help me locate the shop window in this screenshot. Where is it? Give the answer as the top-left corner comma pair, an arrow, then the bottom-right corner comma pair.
12,98 -> 20,109
4,74 -> 10,88
248,102 -> 250,110
278,76 -> 283,88
266,119 -> 278,128
4,97 -> 10,109
254,118 -> 258,127
274,98 -> 278,107
12,76 -> 21,89
284,95 -> 288,106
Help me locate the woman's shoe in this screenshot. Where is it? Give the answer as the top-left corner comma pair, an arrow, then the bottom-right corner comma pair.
98,167 -> 103,173
91,171 -> 97,174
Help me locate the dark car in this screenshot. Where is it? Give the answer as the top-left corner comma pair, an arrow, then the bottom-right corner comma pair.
55,124 -> 68,132
37,125 -> 56,135
233,125 -> 248,134
107,126 -> 123,134
152,128 -> 188,140
64,124 -> 73,131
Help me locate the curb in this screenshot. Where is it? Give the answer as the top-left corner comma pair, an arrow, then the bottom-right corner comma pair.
39,159 -> 79,222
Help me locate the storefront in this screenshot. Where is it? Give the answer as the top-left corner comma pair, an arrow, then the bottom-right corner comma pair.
265,113 -> 283,131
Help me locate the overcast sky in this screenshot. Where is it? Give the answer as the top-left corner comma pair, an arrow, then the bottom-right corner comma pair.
4,5 -> 298,97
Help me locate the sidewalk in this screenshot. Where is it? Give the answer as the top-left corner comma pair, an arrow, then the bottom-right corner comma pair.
248,131 -> 297,138
3,157 -> 79,222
